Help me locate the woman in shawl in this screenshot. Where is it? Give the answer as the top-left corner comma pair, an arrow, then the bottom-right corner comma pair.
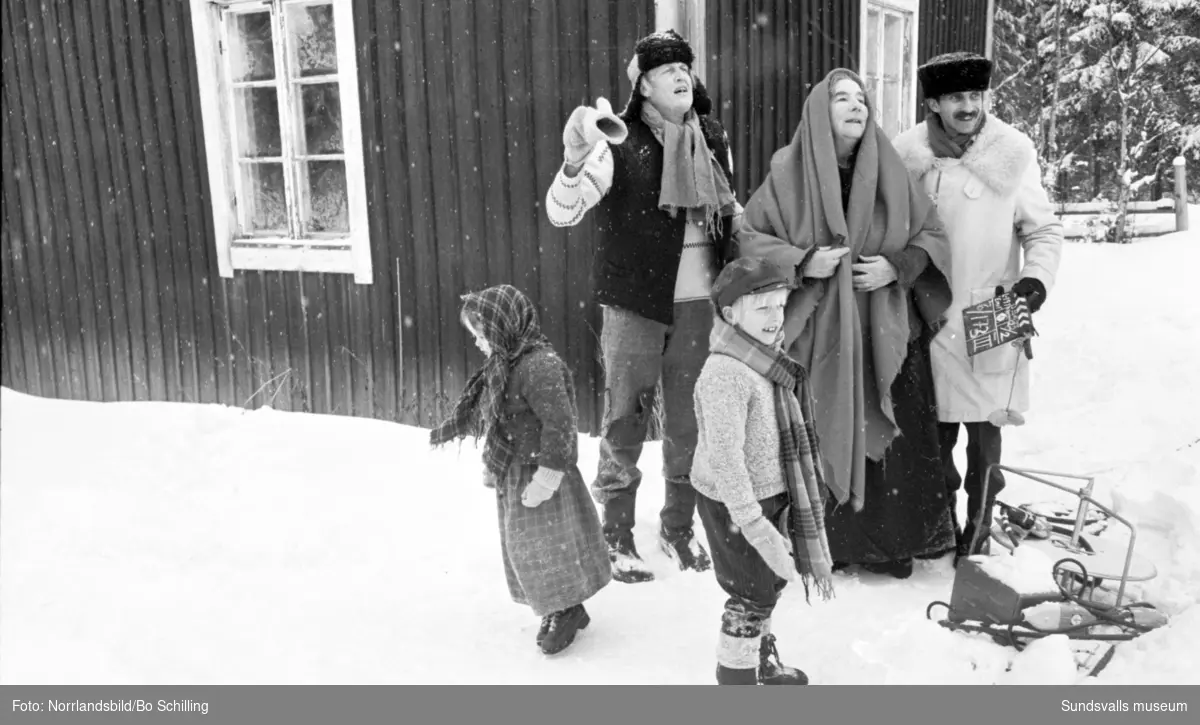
430,285 -> 611,654
738,69 -> 957,578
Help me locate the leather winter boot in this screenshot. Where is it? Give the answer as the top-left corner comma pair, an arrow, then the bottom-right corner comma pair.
540,605 -> 590,655
604,495 -> 654,584
659,525 -> 712,573
606,531 -> 654,584
536,614 -> 552,647
758,634 -> 808,685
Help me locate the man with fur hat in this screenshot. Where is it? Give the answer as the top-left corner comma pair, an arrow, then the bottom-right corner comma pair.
545,30 -> 741,583
893,52 -> 1063,560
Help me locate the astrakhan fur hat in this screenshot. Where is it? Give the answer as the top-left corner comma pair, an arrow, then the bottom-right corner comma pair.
918,52 -> 993,100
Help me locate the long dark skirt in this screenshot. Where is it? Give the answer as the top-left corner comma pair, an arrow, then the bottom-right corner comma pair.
823,336 -> 956,564
496,462 -> 612,616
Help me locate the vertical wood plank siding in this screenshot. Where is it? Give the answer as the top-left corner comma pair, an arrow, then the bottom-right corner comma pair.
0,0 -> 654,435
2,0 -> 983,434
706,0 -> 989,203
917,0 -> 991,116
706,0 -> 862,202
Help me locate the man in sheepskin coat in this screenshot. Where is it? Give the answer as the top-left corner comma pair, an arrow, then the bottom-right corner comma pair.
893,52 -> 1063,560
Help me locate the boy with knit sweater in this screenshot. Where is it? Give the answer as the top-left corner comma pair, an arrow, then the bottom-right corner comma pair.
692,257 -> 837,686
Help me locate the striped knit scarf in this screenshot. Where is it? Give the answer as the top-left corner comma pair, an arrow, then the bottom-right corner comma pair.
710,317 -> 835,601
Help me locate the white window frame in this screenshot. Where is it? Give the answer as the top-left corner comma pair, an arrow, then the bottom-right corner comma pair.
859,0 -> 921,139
658,0 -> 707,84
190,0 -> 372,283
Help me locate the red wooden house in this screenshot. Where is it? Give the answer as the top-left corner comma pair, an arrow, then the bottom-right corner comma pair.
2,0 -> 992,432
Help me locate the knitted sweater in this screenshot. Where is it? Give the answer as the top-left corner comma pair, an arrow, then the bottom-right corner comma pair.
690,353 -> 786,529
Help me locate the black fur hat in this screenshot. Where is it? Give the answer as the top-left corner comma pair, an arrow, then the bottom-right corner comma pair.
691,75 -> 712,116
621,30 -> 707,120
918,52 -> 993,100
626,30 -> 695,84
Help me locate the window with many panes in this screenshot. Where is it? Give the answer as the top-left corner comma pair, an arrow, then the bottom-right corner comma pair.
861,0 -> 920,140
191,0 -> 372,282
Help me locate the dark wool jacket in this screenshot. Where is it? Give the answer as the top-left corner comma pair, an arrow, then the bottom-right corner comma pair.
591,116 -> 736,326
497,348 -> 579,472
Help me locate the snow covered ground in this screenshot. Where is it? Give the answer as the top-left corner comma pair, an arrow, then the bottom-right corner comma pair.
2,221 -> 1198,685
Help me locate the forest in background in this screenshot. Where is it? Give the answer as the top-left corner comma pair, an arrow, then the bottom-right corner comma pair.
990,0 -> 1198,242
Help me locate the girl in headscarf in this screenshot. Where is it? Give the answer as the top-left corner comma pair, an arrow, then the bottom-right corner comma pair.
430,285 -> 611,654
738,69 -> 957,577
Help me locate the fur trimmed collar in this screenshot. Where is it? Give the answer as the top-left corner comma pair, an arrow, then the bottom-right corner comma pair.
893,114 -> 1036,197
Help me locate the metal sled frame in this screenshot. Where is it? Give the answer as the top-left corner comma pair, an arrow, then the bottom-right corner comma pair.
925,463 -> 1167,677
969,464 -> 1144,607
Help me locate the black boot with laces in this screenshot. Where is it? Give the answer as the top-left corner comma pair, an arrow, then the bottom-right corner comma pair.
540,604 -> 590,655
659,526 -> 712,573
758,634 -> 808,685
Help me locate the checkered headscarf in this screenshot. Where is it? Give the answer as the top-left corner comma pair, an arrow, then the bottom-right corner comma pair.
429,285 -> 552,475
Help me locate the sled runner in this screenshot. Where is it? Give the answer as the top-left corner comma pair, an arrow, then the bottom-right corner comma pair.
926,465 -> 1168,678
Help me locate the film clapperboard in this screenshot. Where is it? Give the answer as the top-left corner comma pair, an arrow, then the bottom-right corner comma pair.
962,289 -> 1036,359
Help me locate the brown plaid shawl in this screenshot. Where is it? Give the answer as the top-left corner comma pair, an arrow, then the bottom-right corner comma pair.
429,285 -> 552,476
710,317 -> 835,600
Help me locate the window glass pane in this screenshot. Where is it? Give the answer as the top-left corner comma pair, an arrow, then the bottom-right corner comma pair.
883,79 -> 900,137
303,161 -> 349,234
240,162 -> 288,233
881,12 -> 905,137
301,84 -> 343,154
883,13 -> 903,82
902,16 -> 913,128
287,3 -> 338,78
866,9 -> 880,81
230,11 -> 275,82
234,87 -> 282,157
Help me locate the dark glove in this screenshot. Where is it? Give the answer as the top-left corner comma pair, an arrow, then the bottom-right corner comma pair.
997,283 -> 1039,361
1011,277 -> 1047,313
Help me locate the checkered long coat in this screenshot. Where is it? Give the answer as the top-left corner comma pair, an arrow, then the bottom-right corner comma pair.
493,349 -> 611,615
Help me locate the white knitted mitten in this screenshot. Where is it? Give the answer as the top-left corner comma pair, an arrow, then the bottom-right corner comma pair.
741,517 -> 797,581
563,98 -> 626,168
521,467 -> 564,508
562,106 -> 595,167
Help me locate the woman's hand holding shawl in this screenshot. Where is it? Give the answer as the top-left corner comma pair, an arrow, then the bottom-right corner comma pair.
851,255 -> 898,291
741,517 -> 798,582
803,247 -> 851,279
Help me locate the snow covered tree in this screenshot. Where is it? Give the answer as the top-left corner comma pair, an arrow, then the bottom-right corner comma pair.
990,0 -> 1045,149
991,2 -> 1091,200
993,0 -> 1199,234
1057,0 -> 1200,242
